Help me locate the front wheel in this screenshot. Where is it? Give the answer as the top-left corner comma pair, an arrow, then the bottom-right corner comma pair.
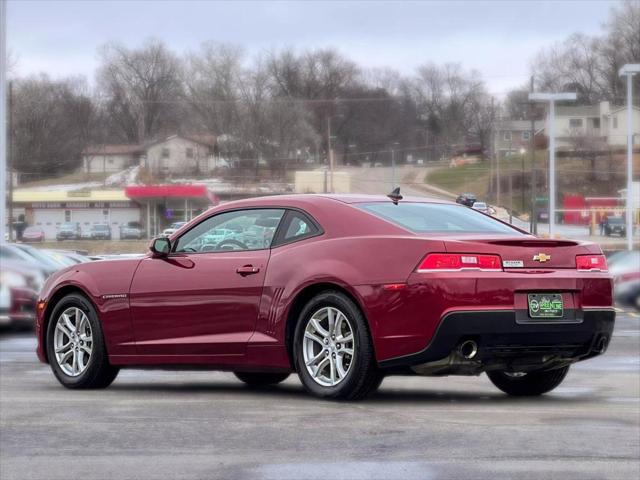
294,291 -> 383,400
46,293 -> 119,389
487,366 -> 569,396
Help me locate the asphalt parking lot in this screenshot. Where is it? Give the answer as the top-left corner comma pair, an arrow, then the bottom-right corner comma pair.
1,311 -> 638,480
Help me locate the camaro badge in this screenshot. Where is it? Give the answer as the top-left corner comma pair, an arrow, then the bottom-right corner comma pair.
533,253 -> 551,263
102,294 -> 128,300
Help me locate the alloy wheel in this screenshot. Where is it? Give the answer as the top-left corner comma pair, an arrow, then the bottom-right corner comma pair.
53,307 -> 93,377
302,306 -> 355,387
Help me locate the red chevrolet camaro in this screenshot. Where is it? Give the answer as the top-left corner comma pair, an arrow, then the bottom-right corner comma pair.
35,194 -> 615,400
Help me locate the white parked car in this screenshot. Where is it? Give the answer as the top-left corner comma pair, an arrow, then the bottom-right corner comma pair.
472,202 -> 490,214
162,221 -> 187,237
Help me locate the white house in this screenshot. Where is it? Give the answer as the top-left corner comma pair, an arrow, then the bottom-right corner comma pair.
82,134 -> 218,175
543,101 -> 640,150
144,134 -> 217,176
82,144 -> 144,173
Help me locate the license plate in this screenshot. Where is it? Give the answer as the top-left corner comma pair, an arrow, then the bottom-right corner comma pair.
528,293 -> 563,318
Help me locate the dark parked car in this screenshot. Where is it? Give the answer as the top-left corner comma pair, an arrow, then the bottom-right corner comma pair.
603,216 -> 626,237
89,224 -> 112,240
455,193 -> 477,207
56,222 -> 81,241
36,194 -> 614,400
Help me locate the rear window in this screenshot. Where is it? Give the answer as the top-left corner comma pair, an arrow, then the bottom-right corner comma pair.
359,202 -> 522,235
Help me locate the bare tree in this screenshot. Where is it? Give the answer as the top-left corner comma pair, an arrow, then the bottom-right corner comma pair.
412,63 -> 485,158
532,0 -> 640,104
97,39 -> 182,143
11,75 -> 95,178
183,42 -> 243,136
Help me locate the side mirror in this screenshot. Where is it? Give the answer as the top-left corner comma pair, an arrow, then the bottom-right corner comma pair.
150,237 -> 171,257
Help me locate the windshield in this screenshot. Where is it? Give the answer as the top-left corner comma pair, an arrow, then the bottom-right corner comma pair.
359,202 -> 522,235
92,225 -> 110,231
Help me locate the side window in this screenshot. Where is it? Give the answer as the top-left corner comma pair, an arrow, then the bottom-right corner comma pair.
174,209 -> 285,253
274,210 -> 320,246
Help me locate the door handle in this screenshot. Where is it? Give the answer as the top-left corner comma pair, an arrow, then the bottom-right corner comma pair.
236,265 -> 260,275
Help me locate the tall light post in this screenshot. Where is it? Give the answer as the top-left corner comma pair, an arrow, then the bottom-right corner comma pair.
619,64 -> 639,251
326,113 -> 343,193
390,142 -> 400,189
529,92 -> 577,238
0,0 -> 7,244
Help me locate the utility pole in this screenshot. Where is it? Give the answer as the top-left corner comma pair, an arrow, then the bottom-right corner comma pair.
508,135 -> 513,223
490,97 -> 495,200
7,79 -> 11,241
326,115 -> 337,193
0,0 -> 7,244
496,108 -> 501,207
529,76 -> 537,235
391,147 -> 395,188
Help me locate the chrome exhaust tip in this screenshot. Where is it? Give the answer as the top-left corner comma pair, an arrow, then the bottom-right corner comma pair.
596,335 -> 608,354
458,340 -> 478,360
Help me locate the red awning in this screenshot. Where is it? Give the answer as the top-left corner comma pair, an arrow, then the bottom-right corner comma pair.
125,185 -> 218,204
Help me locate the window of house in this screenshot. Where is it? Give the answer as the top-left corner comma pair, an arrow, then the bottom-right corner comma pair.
522,131 -> 530,141
592,118 -> 600,129
107,158 -> 114,164
569,118 -> 583,128
186,147 -> 194,159
162,148 -> 170,158
613,116 -> 618,129
64,210 -> 71,222
503,131 -> 512,141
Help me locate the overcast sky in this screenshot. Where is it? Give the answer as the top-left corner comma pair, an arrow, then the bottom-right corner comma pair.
7,0 -> 616,95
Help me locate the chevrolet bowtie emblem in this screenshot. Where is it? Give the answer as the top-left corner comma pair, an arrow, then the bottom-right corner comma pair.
533,253 -> 551,263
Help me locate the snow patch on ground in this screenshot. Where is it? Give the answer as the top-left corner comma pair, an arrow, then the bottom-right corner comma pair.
105,166 -> 140,186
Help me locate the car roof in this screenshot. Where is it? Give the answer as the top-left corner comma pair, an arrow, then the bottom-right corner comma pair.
211,193 -> 453,209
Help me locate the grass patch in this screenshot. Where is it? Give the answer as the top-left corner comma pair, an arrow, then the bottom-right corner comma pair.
426,161 -> 492,197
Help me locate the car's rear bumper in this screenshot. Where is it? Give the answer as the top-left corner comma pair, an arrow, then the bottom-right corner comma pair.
378,308 -> 615,370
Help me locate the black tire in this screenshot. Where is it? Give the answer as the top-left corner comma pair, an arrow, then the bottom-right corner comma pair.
46,293 -> 119,389
487,366 -> 569,396
234,371 -> 290,387
293,291 -> 382,400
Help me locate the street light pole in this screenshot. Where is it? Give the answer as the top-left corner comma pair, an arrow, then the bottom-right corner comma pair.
0,0 -> 7,244
619,64 -> 639,251
529,92 -> 577,238
391,147 -> 395,188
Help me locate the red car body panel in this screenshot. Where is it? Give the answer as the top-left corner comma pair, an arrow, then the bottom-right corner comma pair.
36,194 -> 614,372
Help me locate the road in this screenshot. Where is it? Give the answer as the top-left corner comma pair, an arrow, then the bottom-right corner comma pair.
343,165 -> 452,200
1,310 -> 638,480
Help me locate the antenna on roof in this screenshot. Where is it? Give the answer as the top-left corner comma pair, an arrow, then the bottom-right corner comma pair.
387,187 -> 402,205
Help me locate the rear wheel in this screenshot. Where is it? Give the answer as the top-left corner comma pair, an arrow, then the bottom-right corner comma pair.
294,291 -> 382,400
487,366 -> 569,396
234,372 -> 290,387
46,293 -> 119,389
